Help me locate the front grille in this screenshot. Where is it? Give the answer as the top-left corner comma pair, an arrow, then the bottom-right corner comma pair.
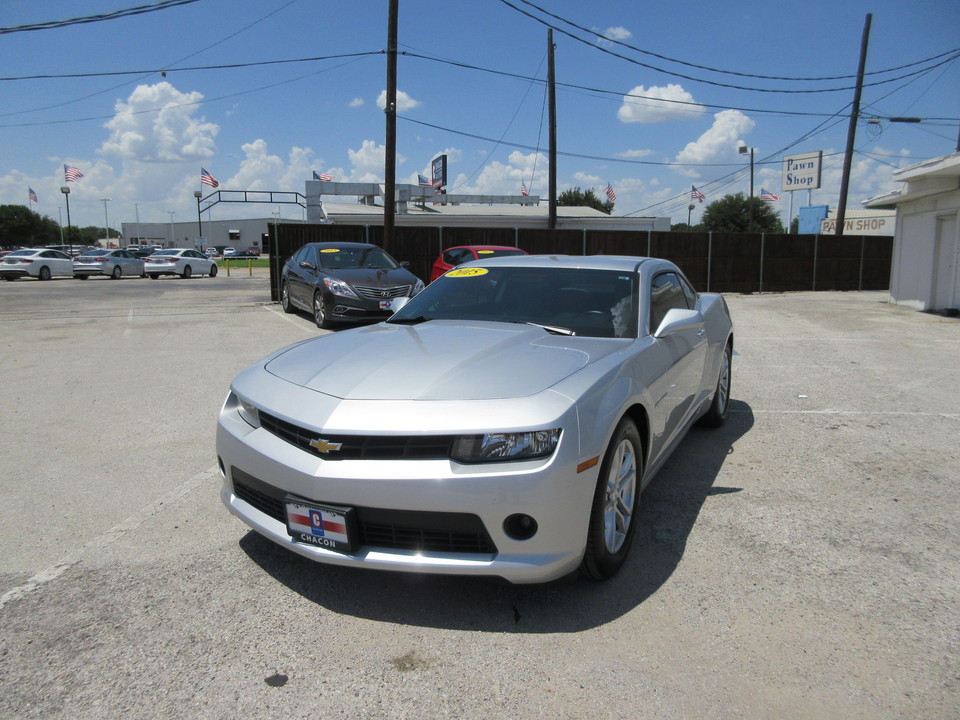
231,468 -> 497,554
353,284 -> 410,300
259,411 -> 455,460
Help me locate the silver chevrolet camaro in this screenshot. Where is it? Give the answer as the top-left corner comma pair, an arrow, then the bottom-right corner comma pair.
217,254 -> 733,583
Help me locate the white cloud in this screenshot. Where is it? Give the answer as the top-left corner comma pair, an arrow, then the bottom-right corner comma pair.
599,26 -> 632,46
673,110 -> 756,177
100,82 -> 218,162
349,97 -> 364,108
376,90 -> 420,112
618,149 -> 654,158
446,151 -> 547,196
618,84 -> 704,124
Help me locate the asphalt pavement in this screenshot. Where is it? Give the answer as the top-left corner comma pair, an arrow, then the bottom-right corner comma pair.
1,271 -> 957,719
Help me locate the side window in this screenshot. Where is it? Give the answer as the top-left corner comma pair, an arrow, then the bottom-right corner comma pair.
649,272 -> 689,333
443,248 -> 468,266
678,274 -> 698,309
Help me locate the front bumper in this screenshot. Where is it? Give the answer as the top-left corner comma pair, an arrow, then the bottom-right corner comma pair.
216,394 -> 595,584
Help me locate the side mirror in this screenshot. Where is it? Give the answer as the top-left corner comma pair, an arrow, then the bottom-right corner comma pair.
399,260 -> 411,269
653,308 -> 702,338
388,296 -> 410,314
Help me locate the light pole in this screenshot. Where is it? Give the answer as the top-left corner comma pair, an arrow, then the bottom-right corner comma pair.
167,211 -> 175,248
100,198 -> 111,247
739,145 -> 756,232
60,186 -> 72,248
135,203 -> 141,245
194,191 -> 203,250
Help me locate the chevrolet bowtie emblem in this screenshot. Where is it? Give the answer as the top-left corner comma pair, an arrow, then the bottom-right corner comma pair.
309,438 -> 343,454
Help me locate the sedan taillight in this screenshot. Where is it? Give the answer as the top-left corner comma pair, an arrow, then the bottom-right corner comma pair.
18,259 -> 33,263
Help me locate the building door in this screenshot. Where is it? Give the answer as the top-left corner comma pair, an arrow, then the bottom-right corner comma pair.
932,215 -> 959,310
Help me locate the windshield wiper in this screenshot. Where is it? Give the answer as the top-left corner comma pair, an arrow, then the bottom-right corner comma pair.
387,315 -> 432,325
513,321 -> 575,336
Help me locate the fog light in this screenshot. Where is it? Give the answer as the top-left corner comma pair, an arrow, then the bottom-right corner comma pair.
503,514 -> 538,541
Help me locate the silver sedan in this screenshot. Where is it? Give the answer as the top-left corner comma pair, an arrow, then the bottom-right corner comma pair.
144,248 -> 218,279
73,249 -> 145,279
217,255 -> 733,584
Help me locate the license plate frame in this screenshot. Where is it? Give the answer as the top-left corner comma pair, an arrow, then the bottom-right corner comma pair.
284,497 -> 357,553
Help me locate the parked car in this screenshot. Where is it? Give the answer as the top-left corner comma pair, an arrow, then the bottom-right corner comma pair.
73,249 -> 145,279
0,248 -> 74,280
280,242 -> 424,329
127,248 -> 155,259
224,249 -> 260,259
222,247 -> 236,257
430,244 -> 528,282
218,254 -> 734,584
204,247 -> 219,257
143,248 -> 218,279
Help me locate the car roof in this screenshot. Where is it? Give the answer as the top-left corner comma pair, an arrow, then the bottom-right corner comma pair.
467,254 -> 654,273
448,245 -> 526,252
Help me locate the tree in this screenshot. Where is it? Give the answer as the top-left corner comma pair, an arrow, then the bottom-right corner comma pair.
557,187 -> 613,214
700,193 -> 785,233
0,205 -> 62,248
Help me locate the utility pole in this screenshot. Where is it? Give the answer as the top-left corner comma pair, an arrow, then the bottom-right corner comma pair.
547,29 -> 557,230
835,13 -> 872,238
383,0 -> 399,253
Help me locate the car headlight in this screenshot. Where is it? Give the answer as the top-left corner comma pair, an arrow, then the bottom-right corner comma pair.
411,279 -> 425,296
323,276 -> 359,299
451,429 -> 561,463
233,393 -> 260,428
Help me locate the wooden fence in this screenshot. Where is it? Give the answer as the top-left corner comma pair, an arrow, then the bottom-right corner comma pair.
266,224 -> 892,301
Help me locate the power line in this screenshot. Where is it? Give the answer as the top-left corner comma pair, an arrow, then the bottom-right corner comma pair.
0,0 -> 200,34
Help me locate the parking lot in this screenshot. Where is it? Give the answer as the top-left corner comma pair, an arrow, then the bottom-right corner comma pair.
1,271 -> 957,719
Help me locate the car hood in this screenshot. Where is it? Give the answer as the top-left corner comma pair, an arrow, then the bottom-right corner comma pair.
321,266 -> 417,286
264,320 -> 623,401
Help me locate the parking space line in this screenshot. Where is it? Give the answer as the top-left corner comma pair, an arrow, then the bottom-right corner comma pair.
261,304 -> 317,333
0,465 -> 220,611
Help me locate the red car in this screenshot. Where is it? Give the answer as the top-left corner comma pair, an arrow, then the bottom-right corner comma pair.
430,245 -> 528,282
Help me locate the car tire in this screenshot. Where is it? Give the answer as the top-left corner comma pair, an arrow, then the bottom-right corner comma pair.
209,264 -> 218,277
698,341 -> 732,428
313,291 -> 331,329
111,265 -> 122,280
580,417 -> 643,580
4,276 -> 17,282
181,265 -> 192,279
78,274 -> 90,280
38,266 -> 51,281
149,274 -> 159,279
281,282 -> 296,313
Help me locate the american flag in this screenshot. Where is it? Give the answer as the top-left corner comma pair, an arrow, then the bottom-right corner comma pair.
418,173 -> 434,187
520,181 -> 529,197
314,171 -> 333,181
200,168 -> 219,188
64,164 -> 84,182
760,188 -> 781,201
605,184 -> 616,202
29,187 -> 38,203
691,185 -> 705,202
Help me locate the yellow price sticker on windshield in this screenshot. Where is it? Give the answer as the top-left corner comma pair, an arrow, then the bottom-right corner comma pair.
320,248 -> 339,253
477,250 -> 494,254
446,267 -> 488,278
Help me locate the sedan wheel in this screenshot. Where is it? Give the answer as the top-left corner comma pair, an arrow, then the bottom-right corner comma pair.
698,341 -> 732,428
111,265 -> 122,280
580,418 -> 642,580
208,264 -> 218,277
181,265 -> 193,279
281,282 -> 295,313
148,274 -> 159,279
38,266 -> 51,281
313,292 -> 331,329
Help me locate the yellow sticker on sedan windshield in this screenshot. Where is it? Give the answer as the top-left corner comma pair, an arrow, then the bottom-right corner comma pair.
477,250 -> 494,254
320,248 -> 339,253
446,267 -> 489,278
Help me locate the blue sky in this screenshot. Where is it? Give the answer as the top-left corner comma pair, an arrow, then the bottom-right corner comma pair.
1,0 -> 958,230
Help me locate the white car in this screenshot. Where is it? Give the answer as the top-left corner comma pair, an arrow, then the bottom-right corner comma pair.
0,248 -> 74,281
217,255 -> 734,584
144,248 -> 218,279
73,249 -> 145,280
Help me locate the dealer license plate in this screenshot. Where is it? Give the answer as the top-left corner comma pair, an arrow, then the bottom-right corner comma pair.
285,497 -> 356,553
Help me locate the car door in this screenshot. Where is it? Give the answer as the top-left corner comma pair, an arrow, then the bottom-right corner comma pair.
44,250 -> 73,277
288,245 -> 316,306
645,271 -> 709,461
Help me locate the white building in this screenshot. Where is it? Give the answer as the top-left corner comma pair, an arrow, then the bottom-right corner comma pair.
864,152 -> 960,312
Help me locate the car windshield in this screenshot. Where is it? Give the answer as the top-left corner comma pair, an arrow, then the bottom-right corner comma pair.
389,266 -> 638,339
475,249 -> 526,259
318,246 -> 399,270
78,250 -> 107,257
9,250 -> 38,256
154,250 -> 179,256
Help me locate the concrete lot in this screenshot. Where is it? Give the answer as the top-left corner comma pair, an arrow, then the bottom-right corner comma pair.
1,271 -> 957,719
